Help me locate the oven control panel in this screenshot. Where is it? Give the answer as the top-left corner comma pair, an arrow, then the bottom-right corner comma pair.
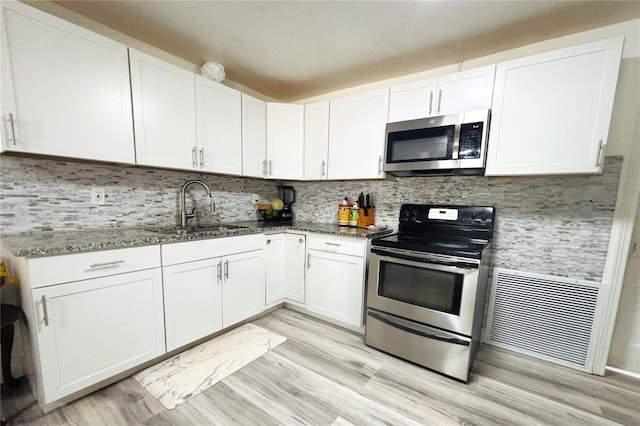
427,208 -> 458,221
400,204 -> 495,228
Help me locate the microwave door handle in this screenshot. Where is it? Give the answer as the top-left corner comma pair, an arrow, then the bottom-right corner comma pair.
368,310 -> 470,346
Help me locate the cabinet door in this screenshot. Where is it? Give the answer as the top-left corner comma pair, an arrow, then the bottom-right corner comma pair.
222,249 -> 266,327
266,103 -> 304,180
130,48 -> 196,170
306,250 -> 365,327
486,38 -> 623,176
0,2 -> 134,163
32,269 -> 165,404
284,233 -> 306,304
303,101 -> 330,180
328,89 -> 389,180
388,78 -> 437,122
162,258 -> 223,352
436,65 -> 495,115
265,234 -> 285,305
242,93 -> 267,178
195,76 -> 242,175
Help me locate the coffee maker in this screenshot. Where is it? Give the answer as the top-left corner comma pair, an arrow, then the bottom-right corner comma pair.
277,184 -> 296,221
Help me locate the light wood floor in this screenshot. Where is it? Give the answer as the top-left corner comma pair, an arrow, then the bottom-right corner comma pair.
2,308 -> 639,425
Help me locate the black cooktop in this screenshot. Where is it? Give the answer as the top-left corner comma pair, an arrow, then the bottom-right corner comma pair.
371,233 -> 490,259
371,204 -> 495,259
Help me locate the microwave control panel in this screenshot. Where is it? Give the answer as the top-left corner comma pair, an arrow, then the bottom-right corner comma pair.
458,122 -> 484,159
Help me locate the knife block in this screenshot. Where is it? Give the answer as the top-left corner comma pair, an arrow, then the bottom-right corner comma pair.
358,208 -> 375,228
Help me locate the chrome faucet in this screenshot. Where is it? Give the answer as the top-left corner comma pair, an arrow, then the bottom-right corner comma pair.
179,179 -> 215,228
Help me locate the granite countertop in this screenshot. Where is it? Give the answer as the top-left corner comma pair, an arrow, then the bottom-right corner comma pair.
1,221 -> 394,258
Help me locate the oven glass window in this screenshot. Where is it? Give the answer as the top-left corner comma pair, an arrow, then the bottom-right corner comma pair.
387,125 -> 455,163
378,261 -> 463,315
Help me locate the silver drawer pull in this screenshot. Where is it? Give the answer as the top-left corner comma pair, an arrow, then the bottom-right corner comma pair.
8,113 -> 16,145
89,260 -> 125,268
224,260 -> 229,279
41,295 -> 49,326
217,261 -> 222,281
325,242 -> 341,247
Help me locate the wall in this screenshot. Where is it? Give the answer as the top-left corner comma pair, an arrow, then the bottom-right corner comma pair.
608,196 -> 640,373
288,157 -> 621,283
0,156 -> 276,232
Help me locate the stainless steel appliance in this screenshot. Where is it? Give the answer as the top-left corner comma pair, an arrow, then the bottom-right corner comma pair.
384,109 -> 490,176
365,204 -> 495,382
277,184 -> 296,221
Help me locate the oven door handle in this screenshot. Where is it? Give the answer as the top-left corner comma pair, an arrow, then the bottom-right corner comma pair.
371,247 -> 479,269
368,310 -> 470,346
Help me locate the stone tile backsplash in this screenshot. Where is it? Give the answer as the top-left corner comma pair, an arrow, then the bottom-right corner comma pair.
0,156 -> 276,232
287,156 -> 623,282
0,156 -> 622,282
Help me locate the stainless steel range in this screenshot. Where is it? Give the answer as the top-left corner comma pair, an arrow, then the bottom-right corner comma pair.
365,204 -> 495,382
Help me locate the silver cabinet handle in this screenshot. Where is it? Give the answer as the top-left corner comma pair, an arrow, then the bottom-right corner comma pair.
437,89 -> 442,114
89,260 -> 124,269
217,261 -> 222,282
595,139 -> 604,167
325,242 -> 341,247
262,159 -> 268,176
321,160 -> 326,176
8,113 -> 16,145
224,260 -> 229,279
307,253 -> 311,269
41,295 -> 49,326
378,156 -> 383,175
199,148 -> 204,168
192,147 -> 197,168
428,91 -> 433,116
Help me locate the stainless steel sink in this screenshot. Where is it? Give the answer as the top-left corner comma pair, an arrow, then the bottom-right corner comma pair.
145,224 -> 247,235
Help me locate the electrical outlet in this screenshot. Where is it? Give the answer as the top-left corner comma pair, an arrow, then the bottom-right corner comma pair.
252,194 -> 260,207
90,187 -> 106,205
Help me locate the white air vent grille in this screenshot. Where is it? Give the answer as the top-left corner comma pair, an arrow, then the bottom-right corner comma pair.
485,268 -> 602,371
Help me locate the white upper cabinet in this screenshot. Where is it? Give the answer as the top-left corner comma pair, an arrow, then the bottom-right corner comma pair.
388,65 -> 495,122
486,38 -> 624,176
195,76 -> 242,175
388,78 -> 438,122
436,66 -> 495,115
0,2 -> 134,162
129,48 -> 196,170
242,93 -> 267,178
304,101 -> 330,180
328,89 -> 389,180
266,103 -> 304,180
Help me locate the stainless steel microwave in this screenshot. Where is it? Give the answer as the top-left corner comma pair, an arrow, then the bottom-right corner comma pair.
384,109 -> 490,177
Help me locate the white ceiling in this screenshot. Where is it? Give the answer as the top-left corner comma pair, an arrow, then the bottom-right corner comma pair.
49,0 -> 640,102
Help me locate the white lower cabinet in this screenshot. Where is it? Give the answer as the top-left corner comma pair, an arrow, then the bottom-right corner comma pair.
265,233 -> 306,306
21,246 -> 165,406
221,250 -> 266,327
284,234 -> 306,304
265,233 -> 286,305
305,235 -> 366,327
161,234 -> 265,351
162,258 -> 222,352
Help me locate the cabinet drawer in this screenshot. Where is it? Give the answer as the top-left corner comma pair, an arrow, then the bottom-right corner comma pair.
307,234 -> 365,257
161,233 -> 264,266
28,245 -> 160,288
